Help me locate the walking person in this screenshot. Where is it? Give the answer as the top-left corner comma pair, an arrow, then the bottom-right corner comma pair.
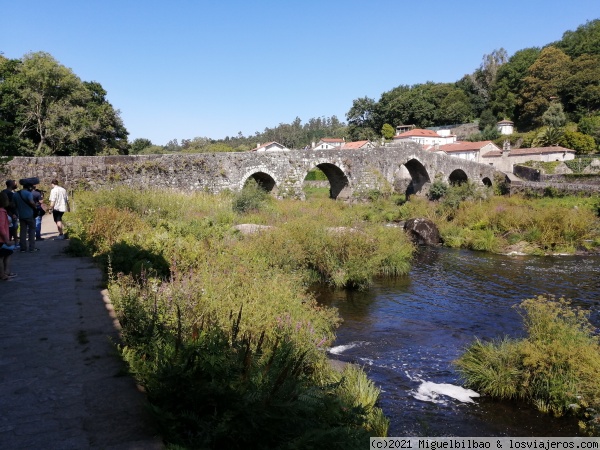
12,182 -> 38,253
48,179 -> 69,240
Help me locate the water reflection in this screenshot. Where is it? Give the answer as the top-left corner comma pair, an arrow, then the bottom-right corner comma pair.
315,247 -> 600,436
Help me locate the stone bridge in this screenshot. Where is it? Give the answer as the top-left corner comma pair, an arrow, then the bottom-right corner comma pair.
3,141 -> 500,199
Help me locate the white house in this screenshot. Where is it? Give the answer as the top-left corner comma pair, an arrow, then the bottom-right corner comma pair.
436,141 -> 501,163
252,141 -> 289,152
312,138 -> 345,150
482,145 -> 576,172
393,128 -> 456,146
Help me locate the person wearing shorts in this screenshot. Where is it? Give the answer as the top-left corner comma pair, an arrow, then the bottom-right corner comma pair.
48,179 -> 69,240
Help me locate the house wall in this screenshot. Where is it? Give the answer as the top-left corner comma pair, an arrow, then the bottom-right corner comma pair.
446,151 -> 478,162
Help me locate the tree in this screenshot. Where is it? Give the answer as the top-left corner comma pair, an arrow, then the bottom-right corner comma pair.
518,46 -> 571,129
578,115 -> 600,148
490,47 -> 541,123
479,109 -> 498,131
560,130 -> 597,154
554,19 -> 600,58
563,54 -> 600,121
0,51 -> 128,156
533,126 -> 564,147
541,102 -> 567,128
381,123 -> 395,140
439,89 -> 473,124
470,48 -> 508,105
346,97 -> 377,140
130,138 -> 153,154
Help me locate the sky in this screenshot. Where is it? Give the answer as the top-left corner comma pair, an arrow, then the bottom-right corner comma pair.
2,1 -> 599,146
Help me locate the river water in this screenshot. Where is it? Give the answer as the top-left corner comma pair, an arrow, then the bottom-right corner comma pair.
314,248 -> 600,437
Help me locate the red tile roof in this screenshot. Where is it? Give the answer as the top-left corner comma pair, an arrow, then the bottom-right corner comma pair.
342,140 -> 370,149
439,141 -> 495,153
393,129 -> 440,139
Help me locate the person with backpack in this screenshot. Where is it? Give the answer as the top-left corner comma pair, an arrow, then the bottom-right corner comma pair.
12,182 -> 39,253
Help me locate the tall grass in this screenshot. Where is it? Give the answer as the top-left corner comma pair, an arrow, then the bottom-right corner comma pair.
65,186 -> 398,448
455,295 -> 600,433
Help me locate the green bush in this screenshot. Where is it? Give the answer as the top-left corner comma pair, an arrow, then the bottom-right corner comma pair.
428,180 -> 448,201
455,295 -> 600,432
232,179 -> 270,214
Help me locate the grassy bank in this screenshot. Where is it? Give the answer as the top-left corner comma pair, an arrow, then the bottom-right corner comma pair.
373,182 -> 600,255
65,186 -> 416,449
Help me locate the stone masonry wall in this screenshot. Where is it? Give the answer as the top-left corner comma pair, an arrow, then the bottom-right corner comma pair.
0,143 -> 501,199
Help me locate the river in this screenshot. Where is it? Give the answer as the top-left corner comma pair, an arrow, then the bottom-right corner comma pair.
314,248 -> 600,437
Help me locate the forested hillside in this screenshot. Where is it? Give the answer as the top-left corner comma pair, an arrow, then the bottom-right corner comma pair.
1,19 -> 599,156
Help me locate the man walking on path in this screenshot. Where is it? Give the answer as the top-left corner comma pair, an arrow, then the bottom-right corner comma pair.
48,179 -> 69,240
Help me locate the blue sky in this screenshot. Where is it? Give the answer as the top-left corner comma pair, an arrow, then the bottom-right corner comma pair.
2,1 -> 599,146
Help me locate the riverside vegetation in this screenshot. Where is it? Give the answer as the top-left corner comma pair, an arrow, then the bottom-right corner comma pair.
66,183 -> 414,449
64,182 -> 600,445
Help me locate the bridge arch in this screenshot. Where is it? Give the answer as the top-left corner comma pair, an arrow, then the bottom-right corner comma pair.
240,170 -> 278,193
303,162 -> 351,200
402,158 -> 432,196
482,176 -> 493,187
448,169 -> 468,185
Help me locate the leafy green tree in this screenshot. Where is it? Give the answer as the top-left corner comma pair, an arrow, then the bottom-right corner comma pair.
479,109 -> 498,131
554,19 -> 600,58
455,75 -> 488,119
563,54 -> 600,121
0,51 -> 127,156
481,125 -> 500,141
519,46 -> 571,129
439,88 -> 473,124
0,55 -> 23,155
542,102 -> 567,128
164,139 -> 180,152
78,81 -> 128,155
490,47 -> 541,123
381,123 -> 395,140
346,97 -> 377,140
578,115 -> 600,147
560,129 -> 597,154
130,138 -> 153,154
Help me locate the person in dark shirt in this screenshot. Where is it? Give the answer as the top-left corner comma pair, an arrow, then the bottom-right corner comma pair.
12,182 -> 38,253
32,185 -> 45,241
1,180 -> 19,248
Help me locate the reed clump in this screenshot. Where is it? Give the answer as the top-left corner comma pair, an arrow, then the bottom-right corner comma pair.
455,295 -> 600,434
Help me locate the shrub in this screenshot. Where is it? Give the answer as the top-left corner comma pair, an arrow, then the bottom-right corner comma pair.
232,179 -> 270,214
428,180 -> 448,201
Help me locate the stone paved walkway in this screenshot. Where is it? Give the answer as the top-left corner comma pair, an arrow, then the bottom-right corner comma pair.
0,217 -> 164,449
